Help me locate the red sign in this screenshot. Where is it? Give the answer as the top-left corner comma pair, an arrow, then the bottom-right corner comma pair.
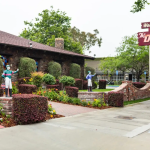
138,22 -> 150,46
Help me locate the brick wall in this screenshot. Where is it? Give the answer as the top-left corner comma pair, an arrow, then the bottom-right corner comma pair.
0,45 -> 85,81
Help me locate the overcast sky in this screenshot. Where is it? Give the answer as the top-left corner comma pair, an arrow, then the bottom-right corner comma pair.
0,0 -> 150,58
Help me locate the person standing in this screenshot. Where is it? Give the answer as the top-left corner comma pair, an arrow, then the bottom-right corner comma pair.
1,65 -> 19,97
86,71 -> 96,92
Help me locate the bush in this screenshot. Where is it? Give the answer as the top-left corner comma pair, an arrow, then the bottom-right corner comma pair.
93,81 -> 98,89
0,58 -> 3,85
132,82 -> 146,88
42,74 -> 56,85
59,76 -> 75,87
83,80 -> 88,90
18,84 -> 37,94
0,88 -> 3,97
108,92 -> 124,107
99,80 -> 106,89
70,63 -> 81,78
31,72 -> 44,88
13,94 -> 48,124
74,79 -> 83,90
12,82 -> 18,94
18,77 -> 31,84
48,61 -> 61,79
18,57 -> 36,78
65,86 -> 79,97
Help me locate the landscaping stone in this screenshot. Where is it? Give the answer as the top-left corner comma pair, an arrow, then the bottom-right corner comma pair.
0,97 -> 13,115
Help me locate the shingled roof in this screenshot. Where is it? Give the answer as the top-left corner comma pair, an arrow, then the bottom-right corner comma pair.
0,30 -> 94,59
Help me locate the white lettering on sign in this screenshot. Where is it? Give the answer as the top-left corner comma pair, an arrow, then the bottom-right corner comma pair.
139,33 -> 146,38
144,34 -> 150,42
143,23 -> 150,28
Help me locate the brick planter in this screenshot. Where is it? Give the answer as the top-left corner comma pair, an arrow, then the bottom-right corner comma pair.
0,97 -> 13,115
46,84 -> 60,92
78,92 -> 106,102
18,84 -> 37,94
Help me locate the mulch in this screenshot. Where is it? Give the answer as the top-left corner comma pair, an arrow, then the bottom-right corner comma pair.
0,113 -> 64,128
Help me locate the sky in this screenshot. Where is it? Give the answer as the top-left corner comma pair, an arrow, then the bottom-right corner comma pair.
0,0 -> 150,58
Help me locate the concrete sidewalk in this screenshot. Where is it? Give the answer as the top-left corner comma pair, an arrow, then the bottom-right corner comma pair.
1,100 -> 150,150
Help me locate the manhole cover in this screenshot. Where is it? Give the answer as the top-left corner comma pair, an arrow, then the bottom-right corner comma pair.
116,116 -> 135,120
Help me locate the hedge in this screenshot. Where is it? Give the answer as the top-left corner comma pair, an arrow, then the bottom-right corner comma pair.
13,94 -> 48,124
18,77 -> 31,84
132,82 -> 146,88
65,86 -> 79,97
83,80 -> 88,90
19,57 -> 36,78
46,84 -> 60,92
48,61 -> 61,79
70,63 -> 81,79
75,79 -> 83,90
0,58 -> 3,85
99,80 -> 106,89
108,92 -> 124,107
56,79 -> 63,90
0,88 -> 3,97
18,84 -> 37,94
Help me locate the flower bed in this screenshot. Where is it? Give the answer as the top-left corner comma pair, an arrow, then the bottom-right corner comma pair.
18,77 -> 31,84
99,80 -> 106,89
18,84 -> 37,94
46,84 -> 60,92
0,88 -> 3,97
65,86 -> 79,97
108,92 -> 124,107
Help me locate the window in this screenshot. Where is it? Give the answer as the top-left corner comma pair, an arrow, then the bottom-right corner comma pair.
0,55 -> 9,70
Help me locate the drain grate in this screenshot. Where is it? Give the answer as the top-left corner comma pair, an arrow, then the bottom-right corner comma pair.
116,116 -> 136,120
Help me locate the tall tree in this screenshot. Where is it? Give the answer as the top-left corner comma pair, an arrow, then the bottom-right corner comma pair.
100,35 -> 149,82
20,6 -> 83,54
70,27 -> 102,53
131,0 -> 150,13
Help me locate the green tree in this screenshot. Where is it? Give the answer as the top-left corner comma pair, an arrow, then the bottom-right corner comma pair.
131,0 -> 150,13
70,27 -> 102,52
20,6 -> 83,54
100,35 -> 149,82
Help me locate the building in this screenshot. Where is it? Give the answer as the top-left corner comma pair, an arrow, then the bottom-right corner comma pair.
85,57 -> 148,82
0,30 -> 94,81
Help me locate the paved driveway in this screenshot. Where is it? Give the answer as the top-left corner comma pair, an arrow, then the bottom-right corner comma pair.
1,101 -> 150,150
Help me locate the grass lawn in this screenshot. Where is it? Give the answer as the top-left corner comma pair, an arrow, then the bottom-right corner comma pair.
79,89 -> 114,92
124,98 -> 150,105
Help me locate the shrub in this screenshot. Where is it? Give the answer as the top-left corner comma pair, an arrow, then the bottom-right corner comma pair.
18,84 -> 37,94
72,98 -> 81,105
48,104 -> 56,115
0,88 -> 3,97
48,61 -> 61,79
0,58 -> 3,85
132,82 -> 146,88
93,81 -> 98,89
13,94 -> 48,124
74,79 -> 83,90
70,63 -> 81,78
108,92 -> 124,107
83,80 -> 88,90
18,57 -> 36,78
65,86 -> 79,97
81,100 -> 88,106
31,72 -> 44,88
42,74 -> 56,85
59,76 -> 75,87
18,77 -> 31,84
99,80 -> 106,89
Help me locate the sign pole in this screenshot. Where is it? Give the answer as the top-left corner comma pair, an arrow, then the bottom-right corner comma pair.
149,45 -> 150,81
